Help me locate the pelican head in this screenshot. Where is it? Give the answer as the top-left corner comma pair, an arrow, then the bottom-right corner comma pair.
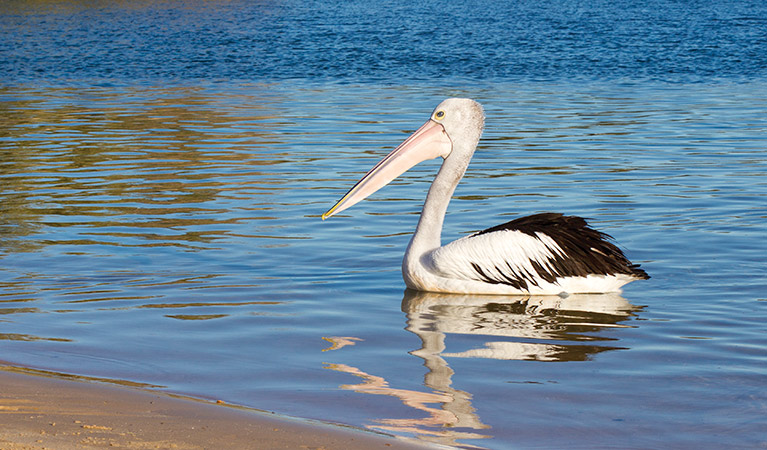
322,98 -> 485,220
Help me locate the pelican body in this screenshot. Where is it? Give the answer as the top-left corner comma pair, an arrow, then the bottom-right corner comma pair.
323,99 -> 648,295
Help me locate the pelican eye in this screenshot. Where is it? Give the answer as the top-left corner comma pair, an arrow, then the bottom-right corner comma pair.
434,110 -> 445,120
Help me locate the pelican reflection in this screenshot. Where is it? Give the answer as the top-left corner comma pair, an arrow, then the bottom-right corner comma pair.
325,290 -> 642,448
403,290 -> 642,362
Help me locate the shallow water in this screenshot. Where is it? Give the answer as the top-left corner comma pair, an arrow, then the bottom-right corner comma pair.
2,1 -> 767,449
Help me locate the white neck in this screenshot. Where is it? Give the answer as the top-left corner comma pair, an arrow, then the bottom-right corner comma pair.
403,151 -> 469,271
400,98 -> 484,287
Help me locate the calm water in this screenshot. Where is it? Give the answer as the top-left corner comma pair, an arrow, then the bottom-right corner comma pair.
2,1 -> 767,449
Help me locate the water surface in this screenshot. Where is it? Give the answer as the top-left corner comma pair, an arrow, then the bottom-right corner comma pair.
2,1 -> 767,449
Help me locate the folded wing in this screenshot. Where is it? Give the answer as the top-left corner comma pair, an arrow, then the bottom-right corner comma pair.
429,213 -> 649,292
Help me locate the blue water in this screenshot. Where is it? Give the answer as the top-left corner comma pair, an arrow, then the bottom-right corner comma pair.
2,1 -> 766,449
3,0 -> 767,83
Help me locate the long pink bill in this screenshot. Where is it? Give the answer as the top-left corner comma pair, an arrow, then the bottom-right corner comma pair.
322,119 -> 452,220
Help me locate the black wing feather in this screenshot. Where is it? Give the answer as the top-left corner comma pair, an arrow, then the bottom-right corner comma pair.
471,213 -> 649,282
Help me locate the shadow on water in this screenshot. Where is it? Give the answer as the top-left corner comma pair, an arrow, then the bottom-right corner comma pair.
325,289 -> 642,448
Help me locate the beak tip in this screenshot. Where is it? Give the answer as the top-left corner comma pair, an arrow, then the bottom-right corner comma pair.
322,203 -> 342,220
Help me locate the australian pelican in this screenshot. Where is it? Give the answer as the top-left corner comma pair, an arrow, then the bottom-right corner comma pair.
322,99 -> 648,295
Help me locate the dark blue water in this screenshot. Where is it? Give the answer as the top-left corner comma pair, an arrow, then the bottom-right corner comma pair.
2,0 -> 767,84
2,2 -> 766,449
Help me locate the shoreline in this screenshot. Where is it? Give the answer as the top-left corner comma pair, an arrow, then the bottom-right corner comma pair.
0,367 -> 431,450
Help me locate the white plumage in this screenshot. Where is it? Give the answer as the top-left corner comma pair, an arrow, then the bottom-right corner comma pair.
433,230 -> 565,285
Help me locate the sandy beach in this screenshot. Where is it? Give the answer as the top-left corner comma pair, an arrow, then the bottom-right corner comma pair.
0,368 -> 430,450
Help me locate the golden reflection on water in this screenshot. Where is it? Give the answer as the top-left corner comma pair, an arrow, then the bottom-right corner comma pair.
0,85 -> 297,253
0,333 -> 71,343
325,290 -> 641,448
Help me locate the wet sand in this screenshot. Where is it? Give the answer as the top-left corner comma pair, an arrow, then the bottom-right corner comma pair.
0,369 -> 430,450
